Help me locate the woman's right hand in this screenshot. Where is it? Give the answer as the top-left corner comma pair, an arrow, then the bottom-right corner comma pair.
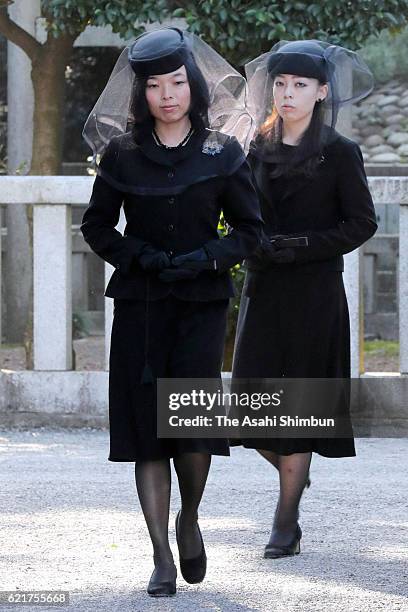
138,244 -> 172,272
244,236 -> 278,270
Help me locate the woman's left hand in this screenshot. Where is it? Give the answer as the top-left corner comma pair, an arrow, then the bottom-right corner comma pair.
171,248 -> 217,271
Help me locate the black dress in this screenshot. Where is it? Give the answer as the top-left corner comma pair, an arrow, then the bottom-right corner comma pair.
81,127 -> 263,461
231,132 -> 378,458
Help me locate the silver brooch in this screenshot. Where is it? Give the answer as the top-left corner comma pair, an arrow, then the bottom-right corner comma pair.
202,140 -> 223,156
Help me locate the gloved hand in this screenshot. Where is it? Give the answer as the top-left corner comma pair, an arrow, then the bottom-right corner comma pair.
245,234 -> 297,269
171,247 -> 217,271
264,248 -> 296,264
138,244 -> 171,272
158,268 -> 199,282
245,236 -> 279,271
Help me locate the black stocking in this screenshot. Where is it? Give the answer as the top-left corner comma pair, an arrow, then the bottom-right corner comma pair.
268,452 -> 312,547
134,458 -> 174,572
257,449 -> 279,470
258,448 -> 311,485
173,452 -> 211,559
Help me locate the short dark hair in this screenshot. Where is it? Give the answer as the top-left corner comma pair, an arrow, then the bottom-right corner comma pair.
129,52 -> 210,143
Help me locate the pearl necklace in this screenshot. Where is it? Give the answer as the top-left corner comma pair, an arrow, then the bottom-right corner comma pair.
152,126 -> 194,149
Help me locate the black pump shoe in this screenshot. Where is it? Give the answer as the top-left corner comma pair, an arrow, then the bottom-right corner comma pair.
264,524 -> 302,559
175,510 -> 207,584
147,562 -> 177,597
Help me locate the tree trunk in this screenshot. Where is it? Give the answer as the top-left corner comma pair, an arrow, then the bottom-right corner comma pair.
30,33 -> 75,175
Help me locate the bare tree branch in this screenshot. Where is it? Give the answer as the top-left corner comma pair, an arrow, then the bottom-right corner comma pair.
0,7 -> 42,60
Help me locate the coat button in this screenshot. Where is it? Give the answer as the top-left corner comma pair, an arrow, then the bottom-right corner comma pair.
168,171 -> 174,179
168,224 -> 175,232
168,197 -> 175,204
116,263 -> 120,269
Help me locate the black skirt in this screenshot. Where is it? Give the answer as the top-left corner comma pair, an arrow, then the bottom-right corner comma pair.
231,269 -> 355,458
108,295 -> 230,461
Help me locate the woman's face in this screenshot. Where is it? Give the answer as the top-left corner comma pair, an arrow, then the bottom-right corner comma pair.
145,65 -> 191,124
272,73 -> 328,124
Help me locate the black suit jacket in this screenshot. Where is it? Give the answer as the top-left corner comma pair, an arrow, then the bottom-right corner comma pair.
81,128 -> 263,301
245,131 -> 378,296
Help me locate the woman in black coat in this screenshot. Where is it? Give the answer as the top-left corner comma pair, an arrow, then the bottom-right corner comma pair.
81,28 -> 262,596
232,40 -> 377,558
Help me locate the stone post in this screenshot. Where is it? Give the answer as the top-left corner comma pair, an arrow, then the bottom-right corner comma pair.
344,250 -> 362,377
400,202 -> 408,375
33,205 -> 72,370
6,0 -> 41,342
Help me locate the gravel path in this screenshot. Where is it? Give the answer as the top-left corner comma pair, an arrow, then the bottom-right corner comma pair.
0,431 -> 407,611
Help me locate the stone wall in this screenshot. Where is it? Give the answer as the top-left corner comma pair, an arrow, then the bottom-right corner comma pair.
352,79 -> 406,341
0,35 -> 7,173
353,78 -> 408,164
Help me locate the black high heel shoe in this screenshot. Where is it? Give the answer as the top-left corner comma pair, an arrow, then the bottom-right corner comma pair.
175,510 -> 207,583
147,561 -> 177,597
264,524 -> 302,559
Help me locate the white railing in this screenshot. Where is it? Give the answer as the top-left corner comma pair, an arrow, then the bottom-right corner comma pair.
1,176 -> 407,375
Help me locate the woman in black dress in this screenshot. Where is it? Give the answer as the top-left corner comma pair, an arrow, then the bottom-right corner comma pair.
81,28 -> 262,596
232,40 -> 377,558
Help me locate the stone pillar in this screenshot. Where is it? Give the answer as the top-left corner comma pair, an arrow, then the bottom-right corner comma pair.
344,250 -> 361,378
33,204 -> 72,370
339,69 -> 360,377
0,205 -> 2,343
6,0 -> 41,342
400,202 -> 408,375
7,0 -> 40,173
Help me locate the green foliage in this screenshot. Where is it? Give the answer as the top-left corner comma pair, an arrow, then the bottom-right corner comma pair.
169,0 -> 408,64
5,0 -> 407,63
359,26 -> 408,83
218,212 -> 245,367
364,340 -> 399,356
37,0 -> 170,38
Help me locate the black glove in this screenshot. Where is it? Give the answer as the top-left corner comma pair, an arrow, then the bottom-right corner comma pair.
158,268 -> 199,282
264,248 -> 296,264
172,247 -> 216,271
138,244 -> 171,272
245,233 -> 297,270
245,237 -> 279,271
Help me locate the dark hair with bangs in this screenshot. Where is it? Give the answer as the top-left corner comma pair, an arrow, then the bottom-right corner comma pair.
129,52 -> 211,143
257,78 -> 328,179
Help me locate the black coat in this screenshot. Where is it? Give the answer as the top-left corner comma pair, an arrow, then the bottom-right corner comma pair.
81,128 -> 263,301
231,131 -> 378,458
80,127 -> 263,461
244,131 -> 378,295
